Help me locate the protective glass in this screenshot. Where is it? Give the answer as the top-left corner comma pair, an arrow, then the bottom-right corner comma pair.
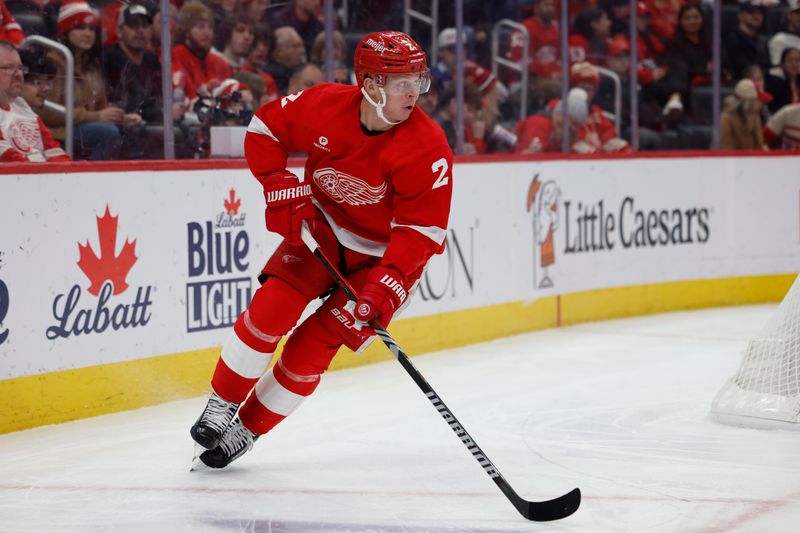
383,69 -> 431,95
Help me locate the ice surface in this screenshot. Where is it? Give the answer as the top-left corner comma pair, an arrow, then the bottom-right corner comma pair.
2,305 -> 799,532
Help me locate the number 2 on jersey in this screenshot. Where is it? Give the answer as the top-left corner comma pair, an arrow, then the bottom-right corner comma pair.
431,158 -> 449,190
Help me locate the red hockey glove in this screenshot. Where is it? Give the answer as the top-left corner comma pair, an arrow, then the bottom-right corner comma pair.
354,266 -> 408,328
262,171 -> 315,246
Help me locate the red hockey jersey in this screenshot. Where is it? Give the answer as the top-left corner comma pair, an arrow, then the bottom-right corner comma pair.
245,83 -> 453,279
172,44 -> 234,101
507,16 -> 561,78
0,98 -> 70,162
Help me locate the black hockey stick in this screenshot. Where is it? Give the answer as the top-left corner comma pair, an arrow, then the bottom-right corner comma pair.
299,222 -> 580,522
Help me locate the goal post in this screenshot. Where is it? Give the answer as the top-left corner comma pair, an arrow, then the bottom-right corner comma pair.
711,274 -> 800,430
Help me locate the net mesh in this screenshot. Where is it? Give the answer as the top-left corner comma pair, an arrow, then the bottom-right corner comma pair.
711,274 -> 800,428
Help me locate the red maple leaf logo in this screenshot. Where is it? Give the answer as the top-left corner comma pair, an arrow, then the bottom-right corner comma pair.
224,188 -> 241,215
77,205 -> 138,296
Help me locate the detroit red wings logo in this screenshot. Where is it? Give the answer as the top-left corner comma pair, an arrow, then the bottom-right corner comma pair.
313,167 -> 387,206
9,119 -> 39,154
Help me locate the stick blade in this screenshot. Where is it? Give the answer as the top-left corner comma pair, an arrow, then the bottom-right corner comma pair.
523,487 -> 581,522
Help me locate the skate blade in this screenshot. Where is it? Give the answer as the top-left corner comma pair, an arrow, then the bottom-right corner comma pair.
190,456 -> 210,472
190,443 -> 208,472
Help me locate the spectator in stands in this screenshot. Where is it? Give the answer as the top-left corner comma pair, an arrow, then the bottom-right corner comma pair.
208,0 -> 238,50
104,5 -> 162,122
286,62 -> 323,94
309,29 -> 352,84
40,0 -> 123,160
437,83 -> 494,154
265,26 -> 306,95
434,27 -> 506,119
763,102 -> 800,148
634,2 -> 668,86
570,7 -> 611,66
172,2 -> 233,102
513,87 -> 589,154
661,3 -> 712,119
768,0 -> 800,77
646,0 -> 682,40
268,0 -> 324,52
18,46 -> 53,113
1,1 -> 24,45
241,0 -> 270,28
720,78 -> 770,150
104,3 -> 171,159
218,12 -> 255,69
150,2 -> 177,60
765,47 -> 800,113
601,34 -> 679,145
233,69 -> 266,105
100,0 -> 125,48
569,62 -> 631,153
240,27 -> 279,104
723,0 -> 770,81
0,41 -> 70,161
507,0 -> 560,80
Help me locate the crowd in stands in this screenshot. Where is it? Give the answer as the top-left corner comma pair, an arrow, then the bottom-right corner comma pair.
0,0 -> 798,161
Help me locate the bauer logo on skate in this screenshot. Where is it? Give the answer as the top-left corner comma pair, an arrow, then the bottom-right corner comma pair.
47,206 -> 154,340
185,189 -> 252,333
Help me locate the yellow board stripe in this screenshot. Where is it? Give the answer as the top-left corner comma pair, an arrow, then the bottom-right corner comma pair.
0,274 -> 794,434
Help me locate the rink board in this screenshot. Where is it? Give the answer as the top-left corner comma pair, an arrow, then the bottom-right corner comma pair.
0,154 -> 798,433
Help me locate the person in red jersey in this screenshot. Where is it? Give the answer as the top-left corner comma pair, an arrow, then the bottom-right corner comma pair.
190,30 -> 454,470
171,3 -> 233,103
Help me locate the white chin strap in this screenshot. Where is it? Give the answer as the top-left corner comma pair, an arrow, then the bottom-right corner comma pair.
361,86 -> 402,126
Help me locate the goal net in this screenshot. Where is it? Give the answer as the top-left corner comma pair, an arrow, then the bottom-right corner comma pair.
711,274 -> 800,429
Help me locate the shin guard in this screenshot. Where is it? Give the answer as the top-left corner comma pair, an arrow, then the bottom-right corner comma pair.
210,277 -> 309,403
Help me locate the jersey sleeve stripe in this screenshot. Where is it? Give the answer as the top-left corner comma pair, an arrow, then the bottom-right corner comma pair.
247,114 -> 280,143
391,220 -> 447,245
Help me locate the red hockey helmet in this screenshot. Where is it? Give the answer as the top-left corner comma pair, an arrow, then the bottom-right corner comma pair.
354,31 -> 429,88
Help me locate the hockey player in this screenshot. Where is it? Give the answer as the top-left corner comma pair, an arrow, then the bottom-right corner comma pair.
190,30 -> 453,469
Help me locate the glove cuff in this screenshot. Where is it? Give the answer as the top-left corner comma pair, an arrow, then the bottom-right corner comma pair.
265,183 -> 312,207
369,266 -> 408,306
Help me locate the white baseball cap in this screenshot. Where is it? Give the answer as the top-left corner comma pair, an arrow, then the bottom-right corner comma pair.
437,27 -> 466,49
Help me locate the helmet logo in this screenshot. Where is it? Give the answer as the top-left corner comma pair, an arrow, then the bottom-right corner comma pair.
319,136 -> 328,146
365,38 -> 387,53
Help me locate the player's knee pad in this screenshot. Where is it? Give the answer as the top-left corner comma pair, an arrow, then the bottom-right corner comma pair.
233,276 -> 308,352
279,312 -> 342,376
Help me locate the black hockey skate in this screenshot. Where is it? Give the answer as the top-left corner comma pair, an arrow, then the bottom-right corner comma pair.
190,392 -> 240,450
196,417 -> 259,469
